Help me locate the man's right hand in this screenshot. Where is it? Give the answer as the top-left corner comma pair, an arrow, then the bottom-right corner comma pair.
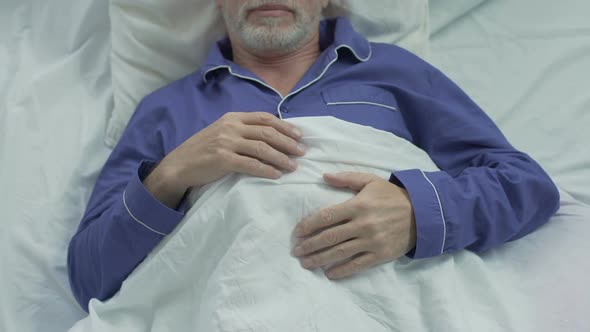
143,112 -> 306,209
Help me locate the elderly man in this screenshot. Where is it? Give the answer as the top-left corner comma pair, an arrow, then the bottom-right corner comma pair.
68,0 -> 559,312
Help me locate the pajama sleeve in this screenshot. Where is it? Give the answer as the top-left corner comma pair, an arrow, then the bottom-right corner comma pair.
67,100 -> 185,312
389,63 -> 560,259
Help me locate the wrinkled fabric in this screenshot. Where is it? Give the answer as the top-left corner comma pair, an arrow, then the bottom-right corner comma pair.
69,117 -> 590,332
0,1 -> 111,332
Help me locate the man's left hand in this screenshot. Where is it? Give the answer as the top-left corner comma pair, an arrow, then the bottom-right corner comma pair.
292,172 -> 417,279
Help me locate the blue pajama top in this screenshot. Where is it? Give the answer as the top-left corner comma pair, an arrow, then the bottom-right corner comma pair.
67,17 -> 560,312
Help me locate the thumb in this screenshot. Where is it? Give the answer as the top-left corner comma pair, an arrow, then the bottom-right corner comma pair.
323,172 -> 379,191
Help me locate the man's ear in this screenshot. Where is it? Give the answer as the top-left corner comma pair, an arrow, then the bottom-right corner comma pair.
321,0 -> 330,9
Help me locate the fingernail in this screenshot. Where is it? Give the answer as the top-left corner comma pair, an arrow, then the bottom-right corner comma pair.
293,246 -> 303,257
288,160 -> 297,171
292,127 -> 303,138
273,170 -> 282,178
297,144 -> 306,155
294,225 -> 303,237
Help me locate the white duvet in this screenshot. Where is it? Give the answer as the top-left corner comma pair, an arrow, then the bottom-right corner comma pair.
70,117 -> 590,332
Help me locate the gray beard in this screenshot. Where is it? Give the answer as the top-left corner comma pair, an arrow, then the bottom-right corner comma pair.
223,2 -> 319,55
237,19 -> 309,54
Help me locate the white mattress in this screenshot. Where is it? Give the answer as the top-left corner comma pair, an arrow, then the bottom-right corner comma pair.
0,0 -> 589,331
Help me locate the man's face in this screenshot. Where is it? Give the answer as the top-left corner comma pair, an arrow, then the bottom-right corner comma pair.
216,0 -> 329,55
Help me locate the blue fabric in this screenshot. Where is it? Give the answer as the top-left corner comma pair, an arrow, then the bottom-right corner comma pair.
67,17 -> 560,312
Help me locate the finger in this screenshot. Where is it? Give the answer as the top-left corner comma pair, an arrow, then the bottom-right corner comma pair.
237,139 -> 297,172
299,239 -> 367,270
224,151 -> 282,179
240,112 -> 303,141
294,200 -> 357,238
323,172 -> 380,191
325,252 -> 378,280
293,222 -> 361,257
241,125 -> 305,157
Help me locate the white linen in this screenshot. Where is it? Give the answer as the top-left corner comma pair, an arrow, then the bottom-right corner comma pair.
0,1 -> 113,332
428,0 -> 590,205
429,0 -> 488,34
105,0 -> 430,147
326,0 -> 430,56
70,117 -> 590,332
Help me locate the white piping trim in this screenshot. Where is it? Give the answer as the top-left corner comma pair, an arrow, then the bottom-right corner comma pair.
202,65 -> 282,96
201,43 -> 372,83
202,65 -> 230,84
202,65 -> 286,119
122,190 -> 168,236
326,101 -> 397,112
276,43 -> 372,117
420,171 -> 447,254
339,43 -> 372,63
201,43 -> 373,119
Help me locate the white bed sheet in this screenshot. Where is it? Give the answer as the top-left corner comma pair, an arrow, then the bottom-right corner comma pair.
0,1 -> 112,331
428,0 -> 590,205
71,118 -> 590,332
1,0 -> 589,331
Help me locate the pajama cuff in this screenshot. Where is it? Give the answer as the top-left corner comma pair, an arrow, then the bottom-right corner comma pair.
390,169 -> 447,259
122,160 -> 185,236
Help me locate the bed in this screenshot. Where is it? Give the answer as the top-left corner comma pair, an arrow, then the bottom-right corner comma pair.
0,0 -> 588,331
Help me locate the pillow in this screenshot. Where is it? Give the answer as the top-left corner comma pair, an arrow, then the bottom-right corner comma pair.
106,0 -> 429,147
429,0 -> 489,35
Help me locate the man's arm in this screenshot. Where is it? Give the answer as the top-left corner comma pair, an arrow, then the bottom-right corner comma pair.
391,63 -> 560,258
68,100 -> 305,312
67,101 -> 185,312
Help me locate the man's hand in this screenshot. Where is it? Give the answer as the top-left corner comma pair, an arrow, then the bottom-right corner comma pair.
292,172 -> 416,279
144,112 -> 305,208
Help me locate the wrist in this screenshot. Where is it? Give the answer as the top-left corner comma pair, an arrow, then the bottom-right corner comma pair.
159,158 -> 189,192
143,159 -> 188,209
397,186 -> 417,254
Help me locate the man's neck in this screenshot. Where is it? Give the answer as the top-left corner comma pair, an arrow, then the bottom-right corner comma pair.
231,34 -> 322,97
